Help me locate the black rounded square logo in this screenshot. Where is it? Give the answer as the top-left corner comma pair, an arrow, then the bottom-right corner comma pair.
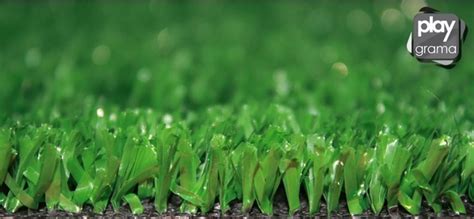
406,7 -> 468,67
413,13 -> 459,60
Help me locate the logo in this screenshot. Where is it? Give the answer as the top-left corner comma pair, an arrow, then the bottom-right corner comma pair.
406,7 -> 468,67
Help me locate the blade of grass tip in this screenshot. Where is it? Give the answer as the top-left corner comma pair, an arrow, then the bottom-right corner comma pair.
304,135 -> 332,215
123,193 -> 145,214
0,128 -> 12,186
445,190 -> 466,215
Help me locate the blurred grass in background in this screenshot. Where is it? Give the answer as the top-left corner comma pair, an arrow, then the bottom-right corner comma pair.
0,0 -> 472,134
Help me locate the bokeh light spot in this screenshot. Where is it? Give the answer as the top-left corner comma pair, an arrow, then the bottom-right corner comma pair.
381,8 -> 405,32
332,62 -> 348,76
25,48 -> 41,67
92,45 -> 110,65
346,9 -> 372,35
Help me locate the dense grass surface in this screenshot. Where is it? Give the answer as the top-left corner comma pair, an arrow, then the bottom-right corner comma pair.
0,1 -> 473,216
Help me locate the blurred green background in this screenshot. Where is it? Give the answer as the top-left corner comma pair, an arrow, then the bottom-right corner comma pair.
0,0 -> 472,134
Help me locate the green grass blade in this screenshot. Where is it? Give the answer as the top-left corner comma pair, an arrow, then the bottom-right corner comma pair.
0,128 -> 12,186
154,128 -> 179,213
123,193 -> 144,214
326,150 -> 349,215
237,143 -> 258,213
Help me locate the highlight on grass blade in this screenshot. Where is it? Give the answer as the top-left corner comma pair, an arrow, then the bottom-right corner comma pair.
325,148 -> 349,215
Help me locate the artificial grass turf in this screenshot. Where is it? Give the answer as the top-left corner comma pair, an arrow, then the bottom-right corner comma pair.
0,0 -> 474,217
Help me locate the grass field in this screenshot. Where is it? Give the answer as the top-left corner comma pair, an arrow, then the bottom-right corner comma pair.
0,1 -> 473,216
